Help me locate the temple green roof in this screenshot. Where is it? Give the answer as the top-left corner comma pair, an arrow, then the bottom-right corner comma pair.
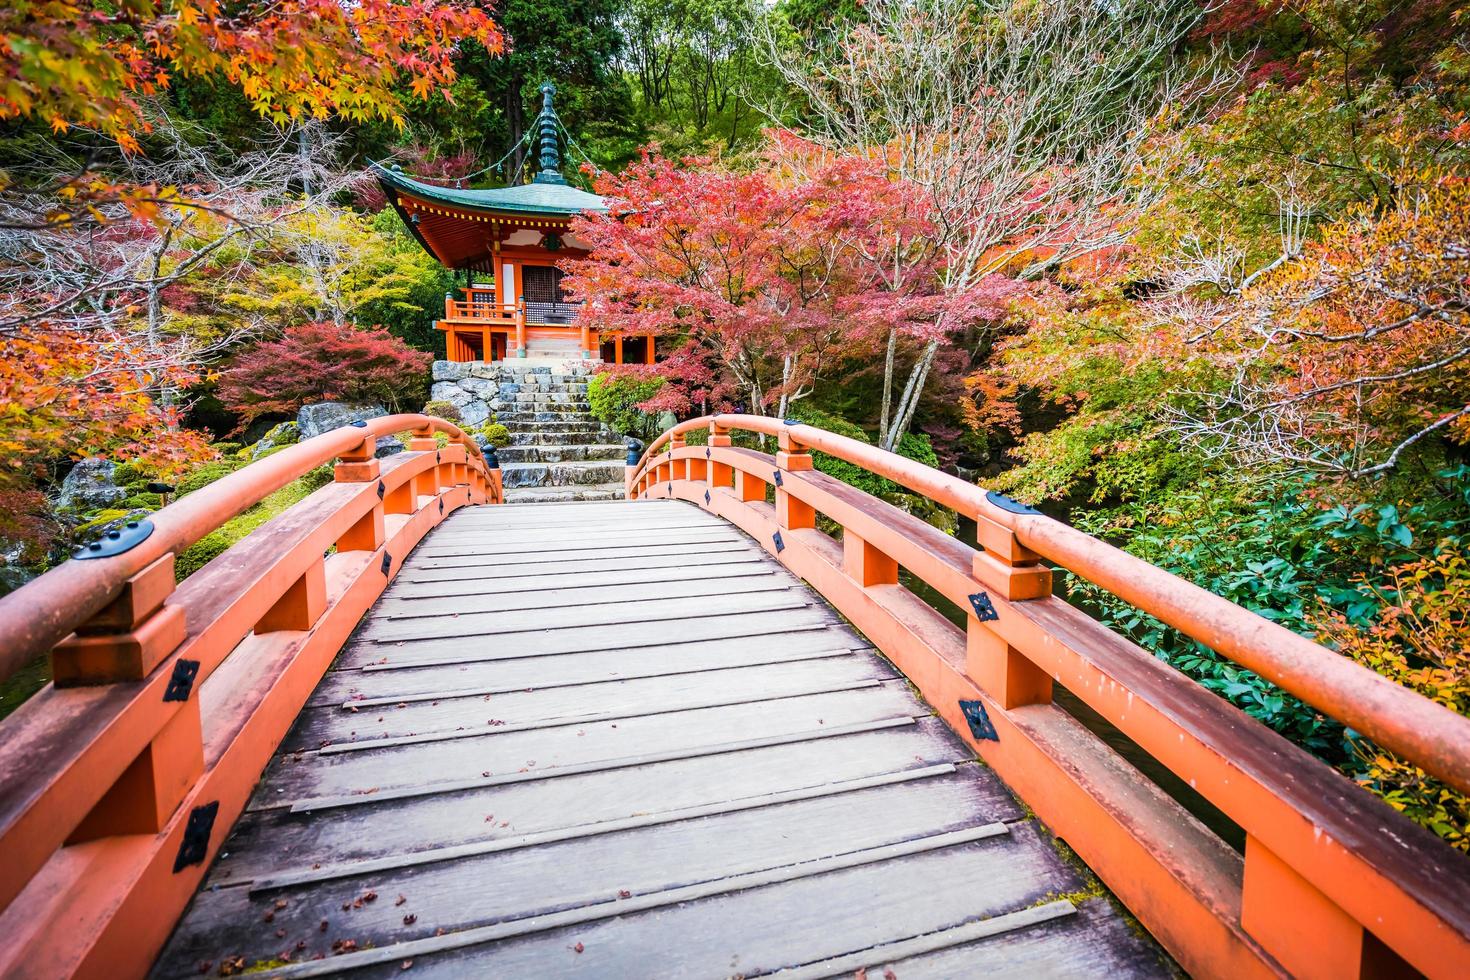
372,163 -> 607,217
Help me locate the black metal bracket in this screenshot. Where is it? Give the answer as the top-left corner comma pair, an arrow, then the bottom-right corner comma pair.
436,451 -> 442,464
173,801 -> 219,872
959,700 -> 999,741
968,591 -> 999,622
704,490 -> 711,506
376,480 -> 385,500
72,519 -> 154,560
985,490 -> 1041,516
667,482 -> 672,495
705,447 -> 711,459
350,419 -> 368,427
773,470 -> 783,487
439,498 -> 444,514
773,530 -> 785,553
163,659 -> 200,702
380,552 -> 393,576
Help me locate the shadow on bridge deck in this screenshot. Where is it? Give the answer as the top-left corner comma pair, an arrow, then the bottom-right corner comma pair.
153,500 -> 1168,978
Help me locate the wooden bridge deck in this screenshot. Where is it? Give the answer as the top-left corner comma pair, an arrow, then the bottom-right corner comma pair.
153,499 -> 1168,978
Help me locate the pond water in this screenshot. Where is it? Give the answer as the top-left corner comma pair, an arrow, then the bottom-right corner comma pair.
898,515 -> 1245,852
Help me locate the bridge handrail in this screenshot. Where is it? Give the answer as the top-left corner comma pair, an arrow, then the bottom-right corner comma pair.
0,414 -> 485,683
0,415 -> 499,975
635,414 -> 1470,796
629,414 -> 1470,980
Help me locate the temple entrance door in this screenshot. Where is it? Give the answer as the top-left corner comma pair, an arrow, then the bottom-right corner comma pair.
522,266 -> 576,324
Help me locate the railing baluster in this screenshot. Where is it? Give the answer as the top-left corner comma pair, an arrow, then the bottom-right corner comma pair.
1241,836 -> 1410,980
51,553 -> 186,687
965,513 -> 1054,709
775,430 -> 815,530
708,421 -> 734,489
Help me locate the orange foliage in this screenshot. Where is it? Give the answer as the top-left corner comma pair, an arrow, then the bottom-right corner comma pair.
0,0 -> 503,151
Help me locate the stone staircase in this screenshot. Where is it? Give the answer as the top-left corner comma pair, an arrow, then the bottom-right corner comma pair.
430,360 -> 627,503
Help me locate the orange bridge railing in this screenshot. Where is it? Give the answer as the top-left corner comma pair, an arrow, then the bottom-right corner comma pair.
0,415 -> 499,978
627,414 -> 1470,980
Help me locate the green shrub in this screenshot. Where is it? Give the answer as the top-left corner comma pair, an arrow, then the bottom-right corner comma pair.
211,442 -> 242,457
480,422 -> 511,448
787,407 -> 940,499
588,372 -> 666,437
423,399 -> 464,424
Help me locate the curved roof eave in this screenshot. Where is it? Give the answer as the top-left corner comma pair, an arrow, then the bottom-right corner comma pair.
372,163 -> 609,218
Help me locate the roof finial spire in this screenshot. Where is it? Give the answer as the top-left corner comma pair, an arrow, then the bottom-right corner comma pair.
533,81 -> 567,186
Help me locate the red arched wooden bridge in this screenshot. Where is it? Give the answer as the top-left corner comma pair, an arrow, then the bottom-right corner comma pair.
0,413 -> 1466,979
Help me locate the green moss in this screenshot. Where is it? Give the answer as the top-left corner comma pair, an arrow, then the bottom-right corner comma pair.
174,470 -> 334,581
74,509 -> 135,535
175,459 -> 243,496
212,441 -> 242,456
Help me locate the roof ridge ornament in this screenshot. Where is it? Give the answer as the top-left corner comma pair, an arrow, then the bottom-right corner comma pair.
533,81 -> 568,186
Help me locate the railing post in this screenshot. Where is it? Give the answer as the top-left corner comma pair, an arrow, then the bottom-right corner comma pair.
515,300 -> 527,357
775,430 -> 816,530
965,514 -> 1054,709
709,421 -> 734,489
335,436 -> 386,550
52,551 -> 201,842
667,433 -> 685,486
843,531 -> 898,587
1241,836 -> 1409,980
255,558 -> 327,633
67,696 -> 203,842
51,552 -> 186,686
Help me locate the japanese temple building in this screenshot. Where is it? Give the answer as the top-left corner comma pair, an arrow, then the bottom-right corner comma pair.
374,82 -> 654,364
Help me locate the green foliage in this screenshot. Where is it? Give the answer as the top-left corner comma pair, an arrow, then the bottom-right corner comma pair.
480,423 -> 511,448
789,406 -> 941,501
588,372 -> 667,437
175,459 -> 245,497
1067,468 -> 1470,759
355,210 -> 458,353
423,399 -> 465,424
174,465 -> 335,580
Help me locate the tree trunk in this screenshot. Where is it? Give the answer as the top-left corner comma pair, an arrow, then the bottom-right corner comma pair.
881,338 -> 938,451
878,328 -> 896,442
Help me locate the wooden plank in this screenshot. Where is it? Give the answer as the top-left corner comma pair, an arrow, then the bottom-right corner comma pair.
404,540 -> 754,574
859,898 -> 1174,979
763,900 -> 1077,979
387,555 -> 767,595
371,571 -> 786,618
269,681 -> 923,802
309,631 -> 863,705
412,528 -> 740,558
209,823 -> 1093,980
157,820 -> 1020,978
340,649 -> 858,709
209,718 -> 1005,888
285,715 -> 922,813
251,764 -> 962,892
337,607 -> 847,671
280,657 -> 900,751
359,590 -> 808,643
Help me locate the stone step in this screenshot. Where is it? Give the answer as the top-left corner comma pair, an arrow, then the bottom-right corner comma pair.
497,444 -> 626,464
504,483 -> 626,504
496,414 -> 602,429
500,459 -> 628,489
509,429 -> 613,446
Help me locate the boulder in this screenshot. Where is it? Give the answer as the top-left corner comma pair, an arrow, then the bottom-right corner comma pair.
296,402 -> 387,440
375,435 -> 405,458
429,382 -> 473,406
459,401 -> 491,428
56,458 -> 127,511
250,421 -> 299,459
469,362 -> 500,380
431,360 -> 469,382
459,377 -> 498,398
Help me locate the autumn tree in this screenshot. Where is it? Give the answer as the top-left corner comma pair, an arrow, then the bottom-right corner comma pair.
565,145 -> 911,417
218,321 -> 432,427
763,0 -> 1217,449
